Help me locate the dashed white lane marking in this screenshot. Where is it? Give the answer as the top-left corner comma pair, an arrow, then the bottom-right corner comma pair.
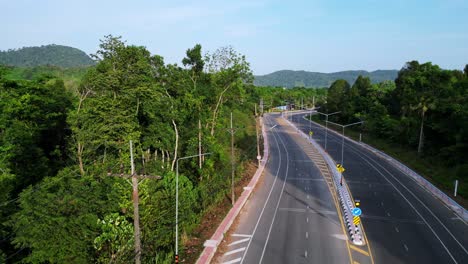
387,212 -> 391,217
278,208 -> 306,213
331,234 -> 348,240
228,238 -> 250,246
306,232 -> 308,239
305,251 -> 308,258
395,227 -> 400,233
232,234 -> 252,238
307,217 -> 309,223
222,257 -> 242,264
224,247 -> 246,256
404,244 -> 409,252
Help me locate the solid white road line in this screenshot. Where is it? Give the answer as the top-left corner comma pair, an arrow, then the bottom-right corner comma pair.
258,122 -> 291,263
332,127 -> 468,256
355,148 -> 468,256
240,117 -> 284,264
231,234 -> 252,238
228,238 -> 250,246
224,247 -> 246,256
316,124 -> 463,263
356,152 -> 459,263
222,257 -> 242,264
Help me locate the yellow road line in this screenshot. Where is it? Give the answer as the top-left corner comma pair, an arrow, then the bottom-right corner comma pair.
344,181 -> 376,264
349,244 -> 370,256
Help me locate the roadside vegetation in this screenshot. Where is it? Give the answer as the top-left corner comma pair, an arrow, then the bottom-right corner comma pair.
306,62 -> 468,202
0,35 -> 262,263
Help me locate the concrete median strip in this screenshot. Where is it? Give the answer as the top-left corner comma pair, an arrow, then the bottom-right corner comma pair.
283,113 -> 365,246
196,117 -> 270,264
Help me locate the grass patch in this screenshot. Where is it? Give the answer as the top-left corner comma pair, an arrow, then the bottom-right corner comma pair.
309,115 -> 467,208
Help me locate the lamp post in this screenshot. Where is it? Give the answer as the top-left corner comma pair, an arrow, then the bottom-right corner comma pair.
175,152 -> 211,263
326,121 -> 364,166
317,111 -> 341,151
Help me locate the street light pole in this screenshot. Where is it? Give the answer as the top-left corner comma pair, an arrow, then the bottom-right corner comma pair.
317,111 -> 341,151
327,120 -> 364,166
175,152 -> 211,263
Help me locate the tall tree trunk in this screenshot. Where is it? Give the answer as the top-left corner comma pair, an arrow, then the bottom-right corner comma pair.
417,109 -> 425,155
171,120 -> 179,172
77,142 -> 85,175
210,84 -> 231,136
199,119 -> 202,170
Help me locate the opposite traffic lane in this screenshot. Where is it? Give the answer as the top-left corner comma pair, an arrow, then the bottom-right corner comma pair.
290,111 -> 468,264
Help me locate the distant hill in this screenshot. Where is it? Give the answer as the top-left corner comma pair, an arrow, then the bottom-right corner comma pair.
254,70 -> 399,88
0,44 -> 95,68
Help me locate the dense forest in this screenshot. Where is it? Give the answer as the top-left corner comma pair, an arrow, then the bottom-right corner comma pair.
0,36 -> 269,263
0,45 -> 95,68
254,69 -> 398,88
317,62 -> 468,197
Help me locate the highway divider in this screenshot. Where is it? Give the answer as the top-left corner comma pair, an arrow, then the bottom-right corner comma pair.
196,116 -> 269,264
299,113 -> 468,222
282,112 -> 364,246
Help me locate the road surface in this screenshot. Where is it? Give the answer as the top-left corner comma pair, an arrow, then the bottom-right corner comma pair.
289,111 -> 468,264
217,113 -> 370,264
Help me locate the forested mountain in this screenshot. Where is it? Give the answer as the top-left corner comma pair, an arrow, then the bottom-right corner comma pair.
254,69 -> 398,88
0,44 -> 95,68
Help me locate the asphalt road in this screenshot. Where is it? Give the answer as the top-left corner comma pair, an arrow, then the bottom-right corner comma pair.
217,113 -> 351,264
290,111 -> 468,264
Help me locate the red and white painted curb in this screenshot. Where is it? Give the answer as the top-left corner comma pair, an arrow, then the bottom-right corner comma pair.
196,117 -> 270,264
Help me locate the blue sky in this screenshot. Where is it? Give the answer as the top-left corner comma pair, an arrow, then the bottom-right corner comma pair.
1,0 -> 467,74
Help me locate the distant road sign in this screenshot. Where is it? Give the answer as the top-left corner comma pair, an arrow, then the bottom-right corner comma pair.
309,131 -> 313,136
352,208 -> 362,216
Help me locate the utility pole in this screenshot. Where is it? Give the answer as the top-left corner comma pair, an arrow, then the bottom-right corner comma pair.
198,119 -> 202,169
260,98 -> 264,115
108,140 -> 161,264
255,104 -> 261,167
226,112 -> 237,205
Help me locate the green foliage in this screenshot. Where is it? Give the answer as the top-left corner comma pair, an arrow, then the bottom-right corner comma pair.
11,167 -> 123,263
1,35 -> 262,262
254,69 -> 398,88
94,213 -> 134,263
0,44 -> 95,68
320,61 -> 468,198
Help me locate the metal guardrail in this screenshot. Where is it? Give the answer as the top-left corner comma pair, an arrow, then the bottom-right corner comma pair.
360,142 -> 468,221
297,112 -> 468,222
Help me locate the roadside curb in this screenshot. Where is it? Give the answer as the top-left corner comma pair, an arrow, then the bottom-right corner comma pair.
196,117 -> 270,264
301,113 -> 468,221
